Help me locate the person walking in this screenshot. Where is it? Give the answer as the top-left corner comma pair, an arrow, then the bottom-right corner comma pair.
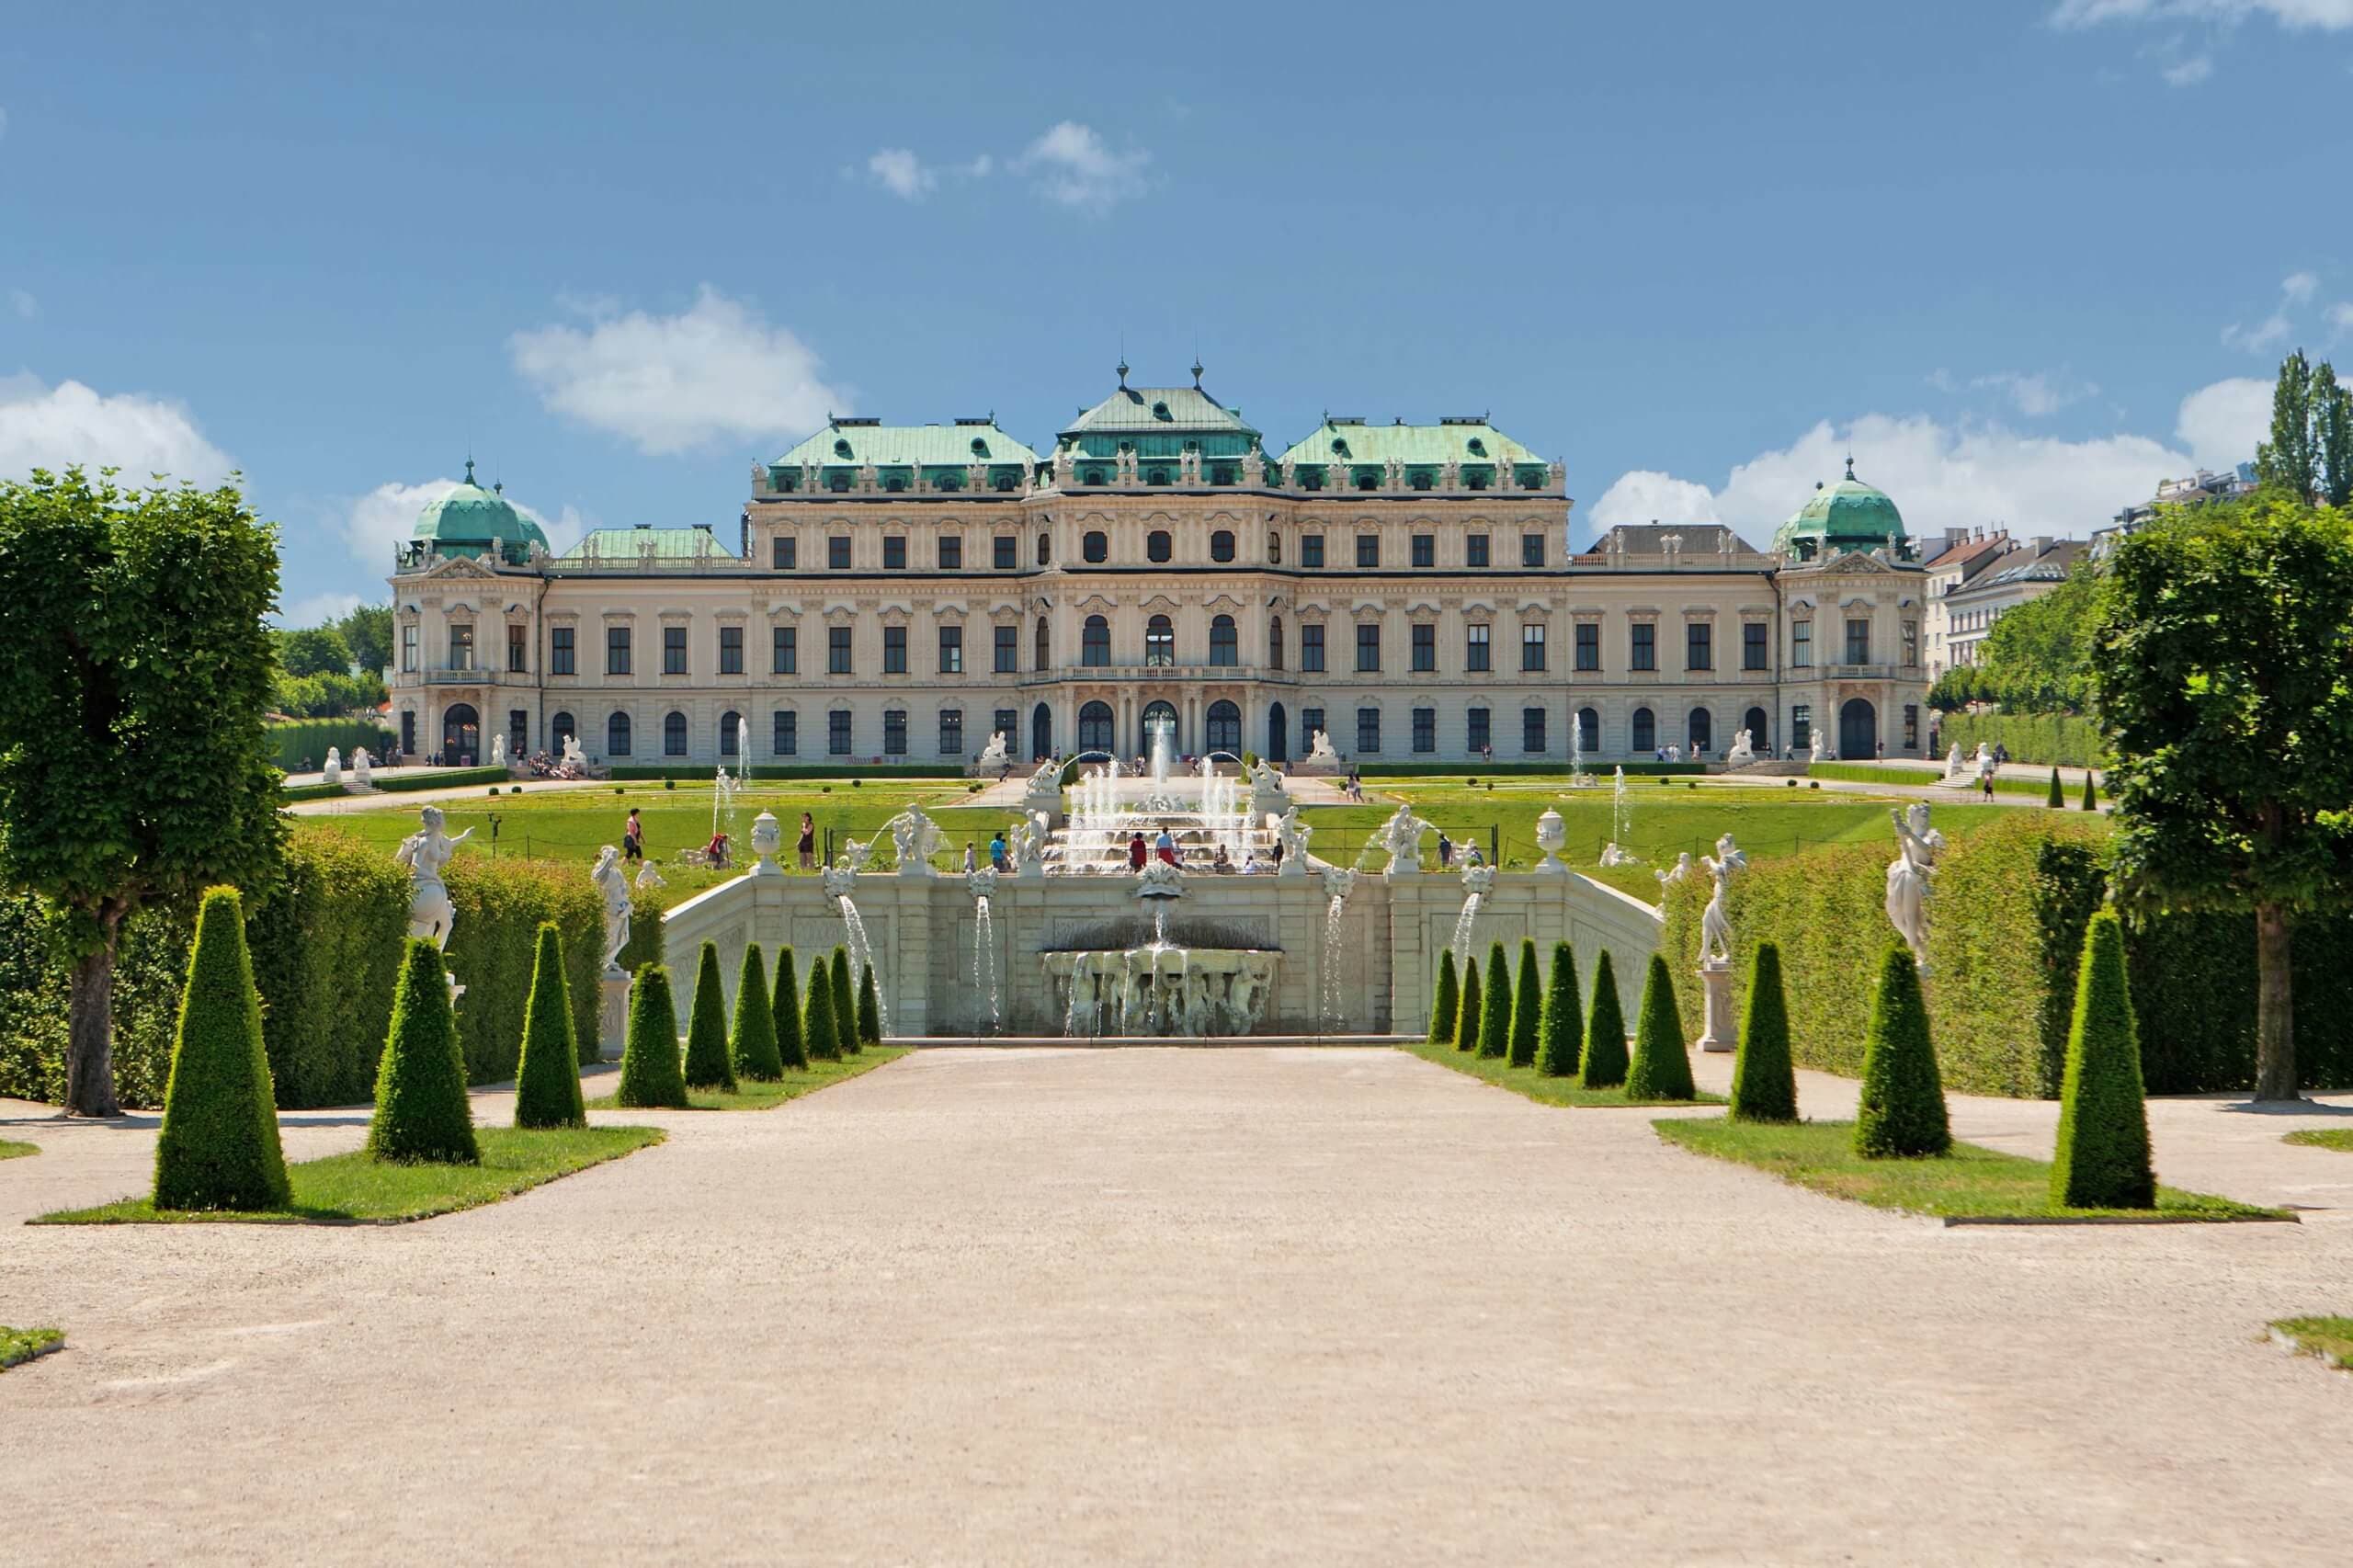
622,808 -> 643,863
1438,832 -> 1453,868
989,831 -> 1008,871
797,812 -> 816,871
1154,827 -> 1178,866
962,843 -> 977,874
1128,831 -> 1148,872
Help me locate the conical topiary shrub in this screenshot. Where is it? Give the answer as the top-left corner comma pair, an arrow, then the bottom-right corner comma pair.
153,887 -> 290,1210
513,922 -> 585,1129
1507,939 -> 1542,1068
1427,949 -> 1459,1047
1624,952 -> 1697,1101
1454,956 -> 1483,1053
1854,944 -> 1950,1158
1582,950 -> 1630,1088
1728,939 -> 1796,1123
804,953 -> 843,1062
2081,770 -> 2099,812
731,944 -> 784,1082
614,963 -> 689,1108
829,948 -> 858,1057
2050,911 -> 2154,1210
681,941 -> 736,1092
857,962 -> 882,1047
1535,941 -> 1580,1078
369,937 -> 483,1164
771,945 -> 808,1070
2046,767 -> 2064,808
1478,939 -> 1511,1059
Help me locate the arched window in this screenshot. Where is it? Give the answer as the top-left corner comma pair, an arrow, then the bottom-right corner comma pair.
1577,707 -> 1599,756
1744,706 -> 1769,748
1147,530 -> 1173,563
1078,700 -> 1114,753
1034,617 -> 1050,671
1631,707 -> 1655,754
1210,614 -> 1237,666
1211,529 -> 1234,562
607,711 -> 631,756
665,710 -> 688,756
1036,531 -> 1051,565
1267,530 -> 1282,564
1688,707 -> 1711,755
1083,530 -> 1108,563
1206,700 -> 1242,754
1144,614 -> 1175,666
550,711 -> 576,752
1268,616 -> 1285,670
1082,615 -> 1109,667
719,710 -> 741,756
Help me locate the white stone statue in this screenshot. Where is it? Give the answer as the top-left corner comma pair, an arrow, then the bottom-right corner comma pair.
491,733 -> 506,768
591,845 -> 631,972
749,809 -> 782,875
1245,759 -> 1295,823
1810,728 -> 1830,764
1534,806 -> 1566,874
1021,757 -> 1063,820
1944,742 -> 1965,779
892,807 -> 942,876
352,747 -> 372,787
322,746 -> 342,786
1137,859 -> 1184,899
1011,811 -> 1047,879
1974,743 -> 1997,783
976,731 -> 1010,773
1306,729 -> 1341,768
1274,806 -> 1312,877
1885,802 -> 1945,970
393,805 -> 473,949
1460,862 -> 1496,896
634,859 -> 667,892
1599,842 -> 1643,868
1713,832 -> 1748,874
1655,851 -> 1694,889
1726,729 -> 1756,768
1699,847 -> 1737,966
1375,804 -> 1430,874
821,864 -> 858,903
562,734 -> 587,771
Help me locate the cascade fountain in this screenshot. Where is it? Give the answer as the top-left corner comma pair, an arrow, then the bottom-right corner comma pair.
1318,865 -> 1358,1032
967,867 -> 1000,1032
1598,766 -> 1642,866
1569,719 -> 1595,788
712,765 -> 740,845
738,715 -> 753,786
822,853 -> 890,1038
1451,862 -> 1496,969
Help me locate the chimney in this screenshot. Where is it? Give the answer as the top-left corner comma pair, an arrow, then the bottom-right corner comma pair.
2030,536 -> 2052,554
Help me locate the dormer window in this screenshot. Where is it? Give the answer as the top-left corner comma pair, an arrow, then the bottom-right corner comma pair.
970,437 -> 990,458
1330,437 -> 1352,460
834,438 -> 853,460
1152,401 -> 1172,421
1466,437 -> 1487,458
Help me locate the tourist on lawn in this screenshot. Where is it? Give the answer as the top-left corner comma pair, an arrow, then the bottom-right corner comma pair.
1128,831 -> 1148,872
623,808 -> 643,863
797,812 -> 816,870
989,831 -> 1007,871
704,830 -> 729,869
1438,832 -> 1453,868
962,843 -> 976,874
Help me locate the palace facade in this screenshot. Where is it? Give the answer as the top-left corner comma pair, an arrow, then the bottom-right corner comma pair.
387,369 -> 1931,768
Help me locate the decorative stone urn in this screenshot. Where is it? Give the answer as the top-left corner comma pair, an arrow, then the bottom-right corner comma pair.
749,810 -> 782,876
1533,807 -> 1566,875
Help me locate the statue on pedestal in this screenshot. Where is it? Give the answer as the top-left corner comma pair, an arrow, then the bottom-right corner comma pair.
394,806 -> 472,949
1274,806 -> 1311,876
1726,729 -> 1756,769
749,810 -> 782,875
1534,807 -> 1566,873
1886,802 -> 1945,970
352,747 -> 372,787
591,846 -> 631,972
322,747 -> 343,786
1699,846 -> 1737,966
1375,804 -> 1430,874
491,733 -> 507,768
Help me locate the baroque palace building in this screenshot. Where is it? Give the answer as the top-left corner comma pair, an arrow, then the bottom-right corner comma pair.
386,366 -> 1930,769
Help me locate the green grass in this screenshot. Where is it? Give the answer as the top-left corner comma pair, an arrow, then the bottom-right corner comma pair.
1654,1116 -> 2283,1221
1404,1037 -> 1725,1108
35,1125 -> 664,1225
0,1326 -> 63,1369
2284,1128 -> 2353,1152
586,1045 -> 905,1109
2270,1316 -> 2353,1369
0,1138 -> 36,1160
1806,761 -> 2072,800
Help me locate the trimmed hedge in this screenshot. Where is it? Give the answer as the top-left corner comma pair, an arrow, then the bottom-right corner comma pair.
1854,944 -> 1949,1158
1805,761 -> 2050,800
1453,955 -> 1483,1054
267,719 -> 392,771
1536,941 -> 1580,1077
615,963 -> 688,1108
731,944 -> 783,1082
615,882 -> 666,977
607,764 -> 957,781
152,888 -> 290,1211
1507,939 -> 1541,1068
442,856 -> 604,1085
1360,761 -> 1708,778
1938,712 -> 2107,769
1582,951 -> 1629,1087
1478,940 -> 1511,1060
513,923 -> 585,1130
368,938 -> 483,1165
2050,911 -> 2154,1209
1727,941 -> 1797,1123
682,942 -> 736,1091
804,952 -> 843,1062
1624,953 -> 1696,1101
829,948 -> 858,1057
771,945 -> 808,1070
279,781 -> 348,803
857,963 -> 881,1047
1427,949 -> 1460,1047
372,766 -> 507,793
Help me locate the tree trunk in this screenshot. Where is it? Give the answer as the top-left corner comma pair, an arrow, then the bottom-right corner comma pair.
2253,901 -> 2299,1102
63,927 -> 122,1119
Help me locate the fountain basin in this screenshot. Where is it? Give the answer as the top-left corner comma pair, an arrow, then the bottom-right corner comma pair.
1046,947 -> 1281,1039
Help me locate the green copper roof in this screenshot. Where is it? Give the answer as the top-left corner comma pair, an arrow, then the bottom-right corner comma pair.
559,527 -> 739,563
774,417 -> 1040,470
1061,372 -> 1259,441
1277,416 -> 1541,469
1771,460 -> 1906,557
411,460 -> 551,558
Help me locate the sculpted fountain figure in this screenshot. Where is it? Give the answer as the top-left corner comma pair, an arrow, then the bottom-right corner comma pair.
892,807 -> 942,876
1274,806 -> 1312,877
591,846 -> 632,971
1886,802 -> 1946,969
1655,851 -> 1694,889
393,805 -> 473,949
1245,759 -> 1295,823
352,747 -> 372,787
633,858 -> 667,892
1021,756 -> 1064,822
322,746 -> 343,786
1725,729 -> 1756,768
1011,811 -> 1048,878
1375,804 -> 1430,874
1599,842 -> 1643,868
562,733 -> 588,772
975,731 -> 1010,774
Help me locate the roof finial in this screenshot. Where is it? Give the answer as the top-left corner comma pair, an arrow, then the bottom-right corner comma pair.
1117,356 -> 1129,389
1845,452 -> 1856,480
463,455 -> 476,484
1191,356 -> 1203,388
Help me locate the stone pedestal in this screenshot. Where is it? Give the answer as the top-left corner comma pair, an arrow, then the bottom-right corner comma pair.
599,969 -> 631,1061
1696,959 -> 1738,1053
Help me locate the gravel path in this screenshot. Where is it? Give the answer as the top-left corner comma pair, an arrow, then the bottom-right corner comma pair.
4,1048 -> 2350,1565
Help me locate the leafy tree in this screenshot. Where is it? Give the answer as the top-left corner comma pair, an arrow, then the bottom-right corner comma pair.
273,668 -> 386,720
828,948 -> 858,1057
1972,562 -> 2099,713
614,963 -> 688,1108
771,945 -> 808,1070
1927,665 -> 1984,713
1507,939 -> 1541,1068
0,469 -> 285,1116
2322,363 -> 2353,510
803,953 -> 842,1062
273,625 -> 352,677
1581,951 -> 1629,1088
857,962 -> 882,1047
2257,352 -> 2353,508
1535,941 -> 1580,1078
152,887 -> 290,1210
2050,911 -> 2154,1210
369,938 -> 482,1164
1453,956 -> 1483,1054
335,603 -> 394,676
1727,940 -> 1797,1123
681,941 -> 735,1091
513,923 -> 585,1129
1854,945 -> 1950,1158
1624,953 -> 1696,1100
730,944 -> 783,1082
1427,949 -> 1459,1047
1477,939 -> 1511,1059
2093,489 -> 2353,1100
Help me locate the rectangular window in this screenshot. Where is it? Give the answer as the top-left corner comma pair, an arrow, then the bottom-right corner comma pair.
1411,534 -> 1434,568
1300,708 -> 1325,753
1356,623 -> 1381,673
509,709 -> 528,759
663,626 -> 688,676
607,626 -> 631,676
1575,622 -> 1599,672
994,710 -> 1017,749
940,709 -> 963,756
1743,622 -> 1768,671
1904,703 -> 1919,750
448,624 -> 474,671
774,710 -> 797,756
1356,533 -> 1379,569
401,623 -> 417,672
1631,623 -> 1656,671
506,624 -> 526,674
550,626 -> 574,676
1792,621 -> 1812,667
1356,707 -> 1381,755
1302,624 -> 1325,673
994,535 -> 1017,570
1467,534 -> 1490,568
883,709 -> 906,756
719,625 -> 743,675
1413,707 -> 1436,753
1521,625 -> 1546,673
938,625 -> 962,675
1412,623 -> 1436,672
939,536 -> 962,570
827,627 -> 851,675
1901,619 -> 1919,668
994,625 -> 1017,673
1846,618 -> 1870,665
1522,533 -> 1545,567
883,626 -> 906,674
1685,622 -> 1711,672
828,710 -> 852,756
774,626 -> 797,675
1302,534 -> 1325,569
1791,703 -> 1812,751
1522,707 -> 1546,754
401,710 -> 415,754
1468,707 -> 1490,753
883,536 -> 906,570
1466,623 -> 1491,672
772,535 -> 796,570
828,536 -> 850,570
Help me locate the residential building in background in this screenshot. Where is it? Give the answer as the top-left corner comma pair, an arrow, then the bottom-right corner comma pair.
1920,526 -> 2011,680
2092,461 -> 2257,557
1942,536 -> 2086,669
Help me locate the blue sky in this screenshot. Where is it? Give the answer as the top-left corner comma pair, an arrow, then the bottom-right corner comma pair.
3,0 -> 2350,623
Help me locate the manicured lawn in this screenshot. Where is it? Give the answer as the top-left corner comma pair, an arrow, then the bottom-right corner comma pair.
1654,1116 -> 2283,1221
1805,761 -> 2075,801
2270,1315 -> 2353,1369
586,1046 -> 905,1110
0,1138 -> 36,1160
2283,1128 -> 2353,1153
35,1125 -> 664,1225
1404,1038 -> 1725,1108
0,1325 -> 63,1369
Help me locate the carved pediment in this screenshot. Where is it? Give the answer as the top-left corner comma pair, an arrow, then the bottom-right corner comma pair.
422,554 -> 498,581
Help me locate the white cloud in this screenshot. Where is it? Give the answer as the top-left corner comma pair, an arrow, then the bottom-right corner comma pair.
6,290 -> 32,320
2161,52 -> 2214,83
865,148 -> 936,200
965,153 -> 995,176
0,372 -> 235,484
2054,1 -> 2353,28
2327,301 -> 2353,335
2222,271 -> 2327,354
278,589 -> 362,629
339,477 -> 585,569
2283,270 -> 2321,303
1587,470 -> 1722,528
508,286 -> 845,456
1970,370 -> 2097,416
2174,376 -> 2272,469
1017,121 -> 1150,210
